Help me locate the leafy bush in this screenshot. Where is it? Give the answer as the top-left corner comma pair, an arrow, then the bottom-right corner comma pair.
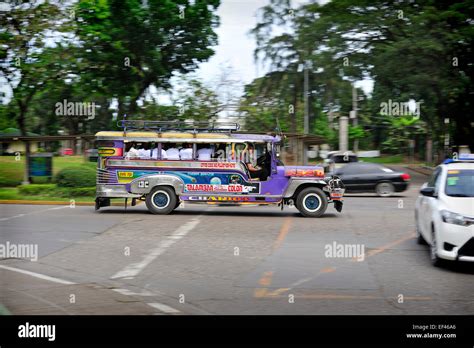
55,187 -> 96,197
0,174 -> 22,187
55,167 -> 96,187
18,184 -> 56,195
17,184 -> 95,198
68,187 -> 96,196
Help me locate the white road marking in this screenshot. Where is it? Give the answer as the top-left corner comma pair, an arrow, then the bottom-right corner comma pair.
0,206 -> 69,222
0,214 -> 25,222
112,288 -> 157,297
0,265 -> 76,285
110,216 -> 201,279
148,302 -> 180,314
48,206 -> 70,210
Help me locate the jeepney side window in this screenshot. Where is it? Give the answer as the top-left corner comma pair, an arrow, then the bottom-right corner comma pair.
274,143 -> 284,166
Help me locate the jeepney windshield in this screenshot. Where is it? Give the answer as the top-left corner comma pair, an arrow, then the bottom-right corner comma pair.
274,143 -> 284,166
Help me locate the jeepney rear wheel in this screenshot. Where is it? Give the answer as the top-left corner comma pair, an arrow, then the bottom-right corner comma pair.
146,186 -> 177,215
296,187 -> 328,218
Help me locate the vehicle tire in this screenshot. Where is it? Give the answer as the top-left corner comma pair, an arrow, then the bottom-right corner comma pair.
415,214 -> 427,245
430,227 -> 444,267
146,186 -> 177,215
174,199 -> 181,209
296,187 -> 328,218
375,182 -> 395,197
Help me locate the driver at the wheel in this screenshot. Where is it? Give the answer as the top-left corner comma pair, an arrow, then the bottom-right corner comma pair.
245,144 -> 268,180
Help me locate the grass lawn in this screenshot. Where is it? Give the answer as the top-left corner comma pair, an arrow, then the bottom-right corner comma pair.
0,187 -> 95,202
359,155 -> 404,164
0,156 -> 96,186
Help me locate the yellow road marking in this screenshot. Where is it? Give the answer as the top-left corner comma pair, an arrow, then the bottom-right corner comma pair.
272,217 -> 292,251
262,293 -> 432,301
320,267 -> 336,273
254,218 -> 293,297
255,231 -> 419,299
365,232 -> 416,258
258,271 -> 273,287
254,288 -> 269,298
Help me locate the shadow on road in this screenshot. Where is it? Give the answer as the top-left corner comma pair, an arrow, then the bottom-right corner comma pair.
97,208 -> 340,218
440,261 -> 474,275
344,194 -> 408,198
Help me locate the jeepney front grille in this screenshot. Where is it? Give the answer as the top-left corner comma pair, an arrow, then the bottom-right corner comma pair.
97,168 -> 118,184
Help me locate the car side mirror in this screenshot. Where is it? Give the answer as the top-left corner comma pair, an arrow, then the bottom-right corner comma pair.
420,187 -> 436,197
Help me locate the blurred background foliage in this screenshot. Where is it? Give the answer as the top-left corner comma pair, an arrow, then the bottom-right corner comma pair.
0,0 -> 472,157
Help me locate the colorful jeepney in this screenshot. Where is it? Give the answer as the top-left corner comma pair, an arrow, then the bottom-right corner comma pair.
95,121 -> 345,217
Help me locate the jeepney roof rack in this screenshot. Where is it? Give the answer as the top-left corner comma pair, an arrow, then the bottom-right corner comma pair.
117,120 -> 240,133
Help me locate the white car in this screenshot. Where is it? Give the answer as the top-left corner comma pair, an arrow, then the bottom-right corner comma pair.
415,156 -> 474,266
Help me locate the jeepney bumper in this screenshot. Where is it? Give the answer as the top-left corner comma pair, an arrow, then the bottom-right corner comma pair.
325,176 -> 345,212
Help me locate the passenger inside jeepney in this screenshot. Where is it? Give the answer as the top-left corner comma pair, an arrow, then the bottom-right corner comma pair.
165,143 -> 180,160
150,144 -> 167,160
125,142 -> 139,158
138,143 -> 151,159
197,144 -> 213,161
179,143 -> 193,160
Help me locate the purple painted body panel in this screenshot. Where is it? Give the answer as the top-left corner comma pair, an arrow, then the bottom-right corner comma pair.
259,166 -> 290,195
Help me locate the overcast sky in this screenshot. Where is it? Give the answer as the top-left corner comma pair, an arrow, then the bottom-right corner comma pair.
2,0 -> 373,106
191,0 -> 372,96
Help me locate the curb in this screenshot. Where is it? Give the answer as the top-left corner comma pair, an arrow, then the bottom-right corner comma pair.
0,200 -> 94,205
0,199 -> 142,206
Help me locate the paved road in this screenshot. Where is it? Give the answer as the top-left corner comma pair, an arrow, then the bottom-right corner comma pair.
1,167 -> 473,315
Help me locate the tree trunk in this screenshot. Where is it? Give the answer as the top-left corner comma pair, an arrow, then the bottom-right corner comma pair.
17,106 -> 30,184
291,84 -> 298,134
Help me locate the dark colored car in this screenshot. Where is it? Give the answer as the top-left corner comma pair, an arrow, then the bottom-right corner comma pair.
324,151 -> 358,173
334,162 -> 410,196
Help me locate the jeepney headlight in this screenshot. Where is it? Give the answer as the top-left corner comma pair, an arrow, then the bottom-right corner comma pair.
441,210 -> 472,226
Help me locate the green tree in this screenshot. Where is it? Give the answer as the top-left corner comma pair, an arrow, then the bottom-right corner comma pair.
75,0 -> 221,118
0,1 -> 73,181
248,0 -> 473,156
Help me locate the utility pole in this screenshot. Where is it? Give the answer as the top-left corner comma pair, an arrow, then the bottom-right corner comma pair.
339,116 -> 349,152
351,84 -> 358,153
304,62 -> 309,135
444,118 -> 450,158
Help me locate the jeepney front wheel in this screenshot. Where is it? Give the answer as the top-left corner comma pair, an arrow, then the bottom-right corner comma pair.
296,187 -> 328,218
146,186 -> 177,215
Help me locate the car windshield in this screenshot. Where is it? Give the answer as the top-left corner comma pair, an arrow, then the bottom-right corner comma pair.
445,169 -> 474,197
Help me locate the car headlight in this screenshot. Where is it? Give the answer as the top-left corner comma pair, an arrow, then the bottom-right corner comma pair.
441,210 -> 473,226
